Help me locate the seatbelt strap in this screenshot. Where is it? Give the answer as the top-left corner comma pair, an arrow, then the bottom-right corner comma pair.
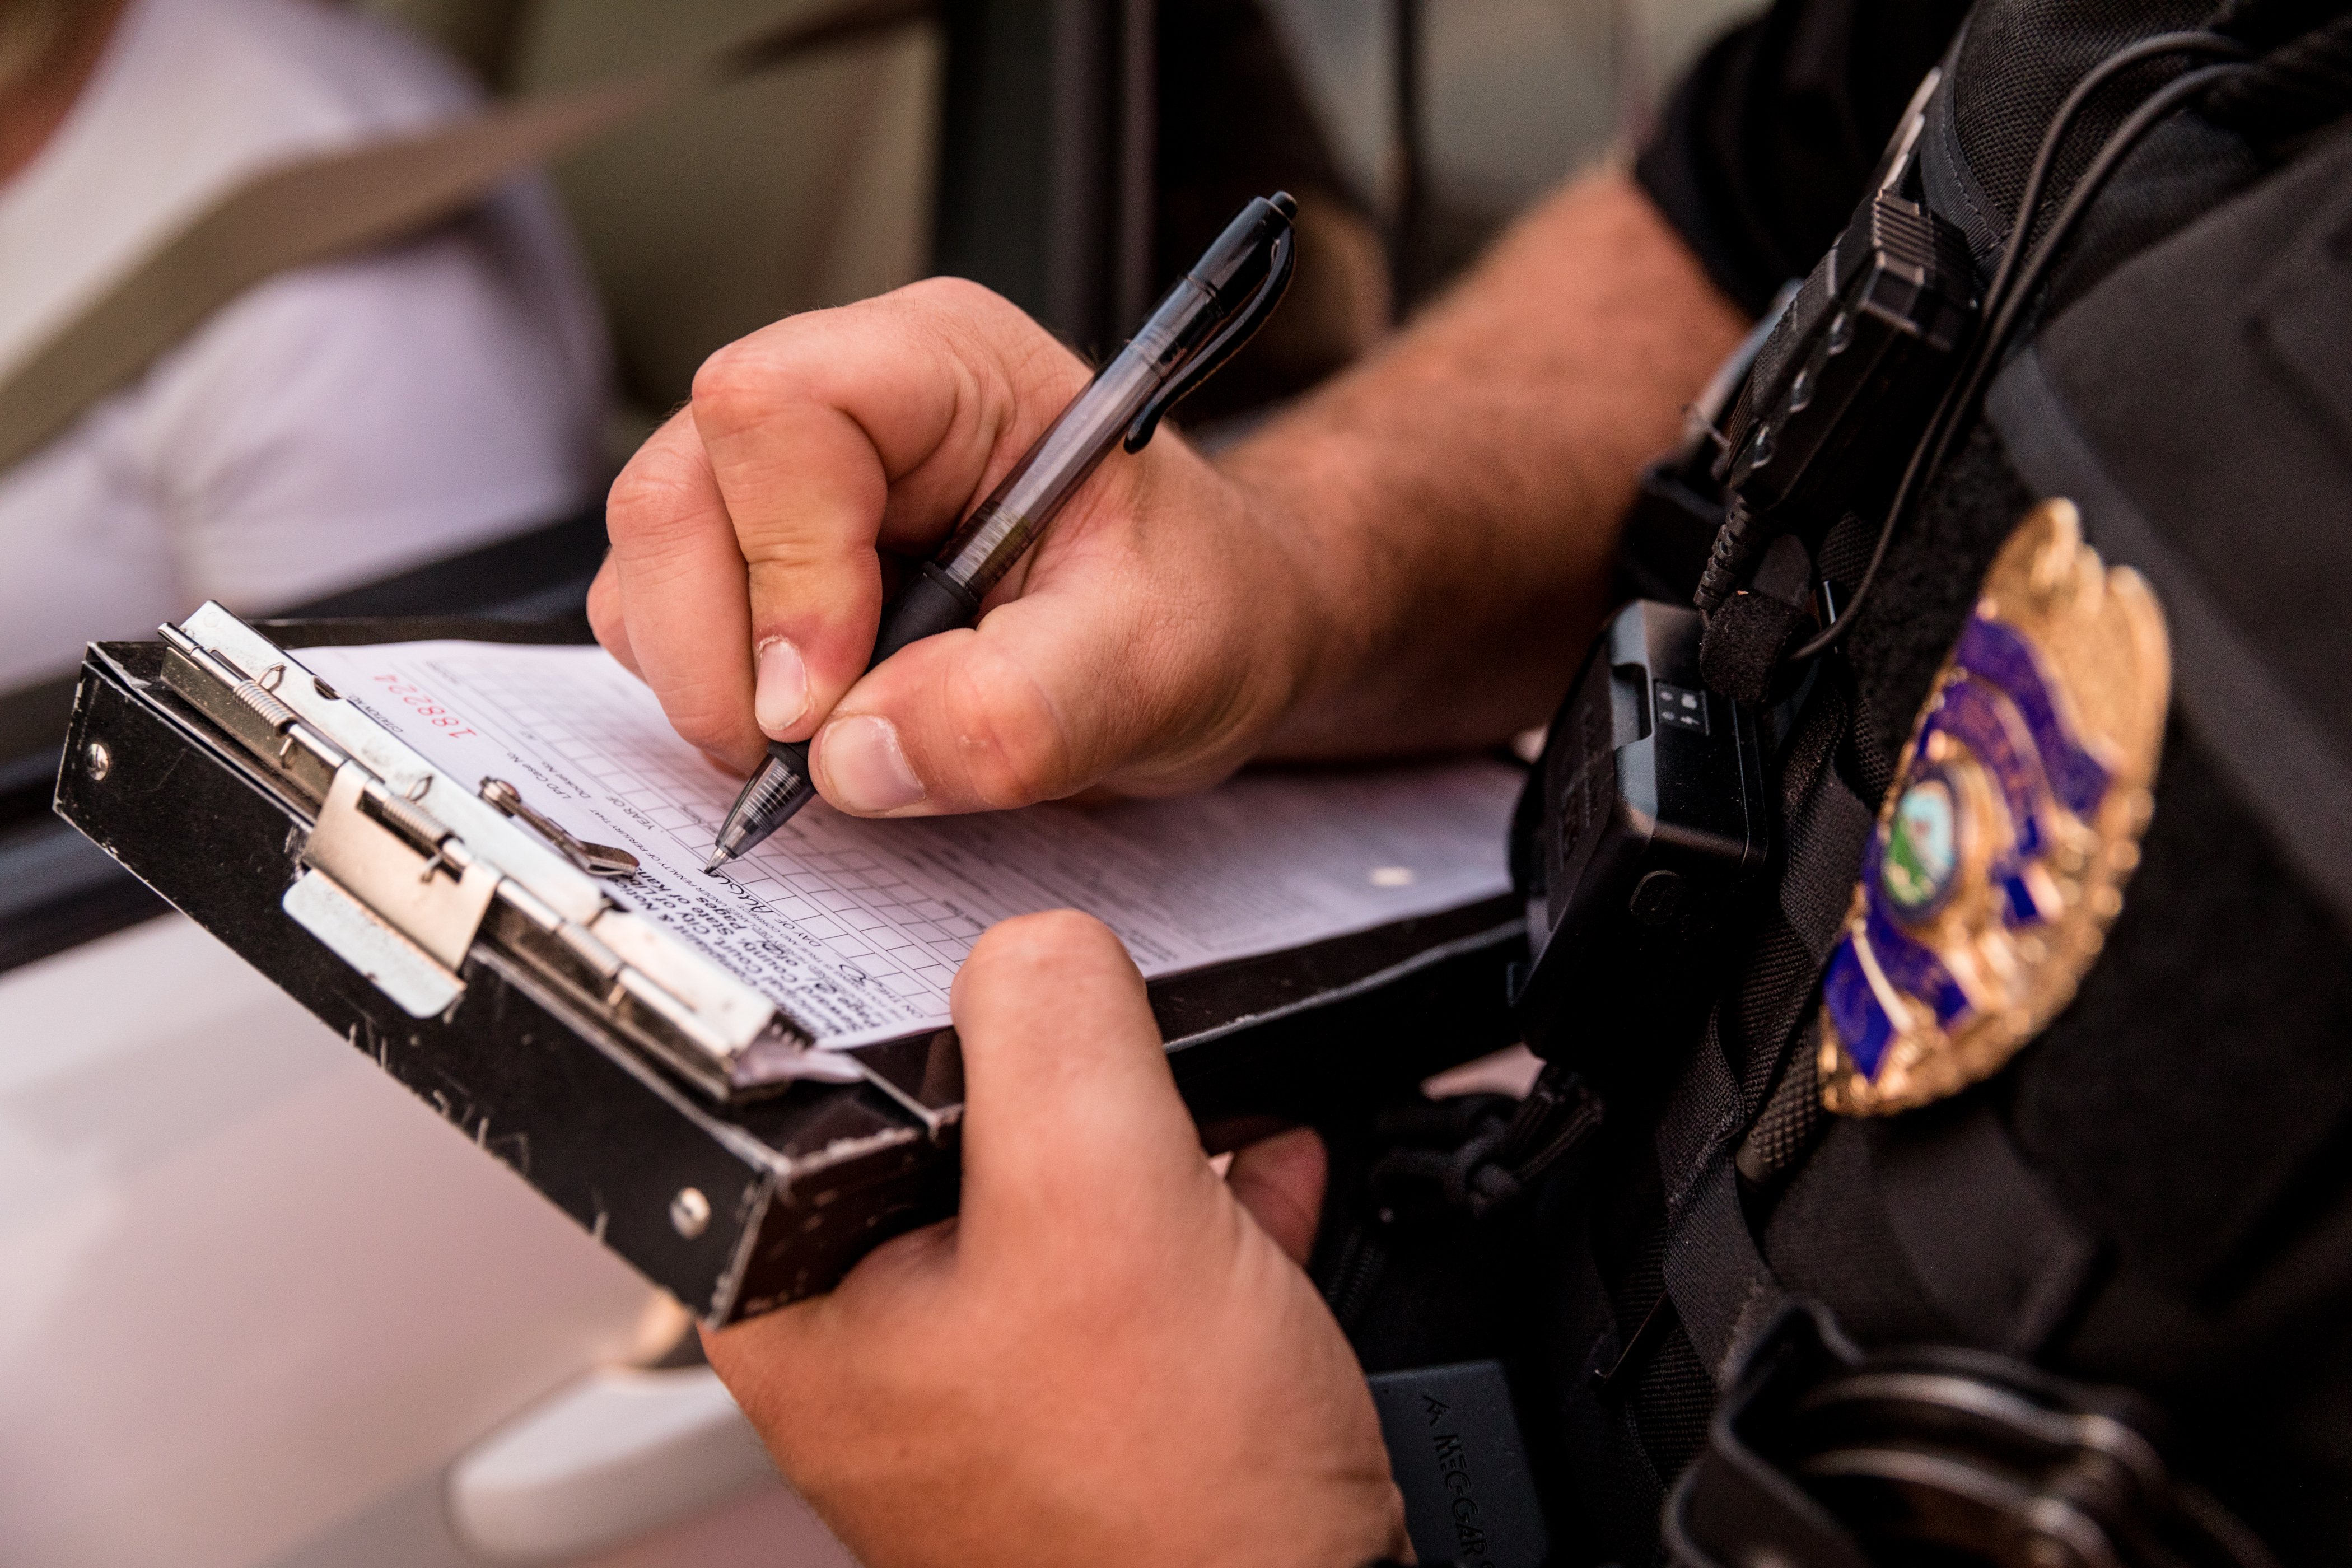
0,0 -> 931,477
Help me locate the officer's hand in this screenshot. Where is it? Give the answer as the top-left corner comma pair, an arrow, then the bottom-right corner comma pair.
702,911 -> 1409,1568
589,279 -> 1321,814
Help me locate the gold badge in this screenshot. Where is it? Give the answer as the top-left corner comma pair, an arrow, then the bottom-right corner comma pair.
1819,499 -> 2169,1116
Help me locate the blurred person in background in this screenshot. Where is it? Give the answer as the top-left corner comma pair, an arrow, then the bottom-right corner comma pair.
0,0 -> 610,692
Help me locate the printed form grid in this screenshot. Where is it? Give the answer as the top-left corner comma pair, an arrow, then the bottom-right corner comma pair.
436,658 -> 979,1009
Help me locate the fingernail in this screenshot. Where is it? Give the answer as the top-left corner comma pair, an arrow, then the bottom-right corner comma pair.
819,715 -> 926,813
754,637 -> 808,738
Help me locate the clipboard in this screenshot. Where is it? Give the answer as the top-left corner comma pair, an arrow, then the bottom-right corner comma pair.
53,605 -> 1527,1321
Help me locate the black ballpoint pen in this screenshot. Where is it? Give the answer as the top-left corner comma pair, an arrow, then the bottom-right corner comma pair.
705,190 -> 1299,871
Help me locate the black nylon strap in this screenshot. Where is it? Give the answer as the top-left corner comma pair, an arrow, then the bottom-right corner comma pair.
1663,1151 -> 1786,1385
1653,670 -> 1882,1385
1655,1004 -> 1786,1386
1868,1100 -> 2100,1354
1735,1023 -> 1829,1189
1777,764 -> 1873,962
1774,665 -> 1879,960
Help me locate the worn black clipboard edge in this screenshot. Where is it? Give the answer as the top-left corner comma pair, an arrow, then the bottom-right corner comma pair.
57,620 -> 1530,1320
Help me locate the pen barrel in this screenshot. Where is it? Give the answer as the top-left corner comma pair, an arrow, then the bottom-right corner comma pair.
932,277 -> 1219,598
871,564 -> 981,664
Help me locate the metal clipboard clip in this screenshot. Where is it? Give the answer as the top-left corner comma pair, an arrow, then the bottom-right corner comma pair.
152,604 -> 862,1100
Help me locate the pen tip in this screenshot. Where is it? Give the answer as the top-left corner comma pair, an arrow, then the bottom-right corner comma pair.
703,847 -> 730,875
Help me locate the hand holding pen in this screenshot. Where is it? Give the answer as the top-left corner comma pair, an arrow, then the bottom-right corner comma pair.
702,193 -> 1298,866
586,193 -> 1299,866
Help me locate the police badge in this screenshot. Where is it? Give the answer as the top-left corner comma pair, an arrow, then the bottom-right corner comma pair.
1819,499 -> 2169,1116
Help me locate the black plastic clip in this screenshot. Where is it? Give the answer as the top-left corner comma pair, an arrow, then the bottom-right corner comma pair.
1122,194 -> 1299,452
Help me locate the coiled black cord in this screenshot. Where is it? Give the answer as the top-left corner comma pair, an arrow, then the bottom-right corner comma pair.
1695,492 -> 1761,615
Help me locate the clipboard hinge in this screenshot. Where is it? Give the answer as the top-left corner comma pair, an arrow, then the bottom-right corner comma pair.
153,608 -> 848,1095
158,623 -> 348,801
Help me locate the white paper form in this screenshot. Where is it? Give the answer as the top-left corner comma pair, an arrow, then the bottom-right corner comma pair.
296,641 -> 1521,1048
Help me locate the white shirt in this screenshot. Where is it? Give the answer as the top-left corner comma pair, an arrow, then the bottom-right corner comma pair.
0,0 -> 612,691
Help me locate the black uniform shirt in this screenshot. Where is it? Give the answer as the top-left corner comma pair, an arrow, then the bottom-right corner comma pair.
1635,0 -> 1973,316
1534,3 -> 2352,1562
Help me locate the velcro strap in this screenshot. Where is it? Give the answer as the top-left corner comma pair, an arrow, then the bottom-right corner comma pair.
1779,766 -> 1873,958
1775,666 -> 1878,958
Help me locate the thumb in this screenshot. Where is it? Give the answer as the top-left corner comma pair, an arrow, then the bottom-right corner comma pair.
947,911 -> 1206,1252
808,587 -> 1155,815
805,444 -> 1290,816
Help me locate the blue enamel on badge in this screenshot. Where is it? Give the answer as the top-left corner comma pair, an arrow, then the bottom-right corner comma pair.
1819,499 -> 2170,1116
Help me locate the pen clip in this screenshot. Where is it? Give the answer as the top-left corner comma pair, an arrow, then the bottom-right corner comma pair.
1122,221 -> 1297,454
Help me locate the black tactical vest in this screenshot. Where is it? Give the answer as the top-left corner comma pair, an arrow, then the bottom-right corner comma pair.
1314,5 -> 2352,1563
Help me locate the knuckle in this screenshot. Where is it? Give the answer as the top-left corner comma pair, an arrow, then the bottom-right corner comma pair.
908,278 -> 1079,399
670,717 -> 738,761
690,335 -> 823,449
688,335 -> 774,413
659,683 -> 749,758
740,505 -> 876,576
900,274 -> 1009,321
940,655 -> 1075,808
604,455 -> 706,548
